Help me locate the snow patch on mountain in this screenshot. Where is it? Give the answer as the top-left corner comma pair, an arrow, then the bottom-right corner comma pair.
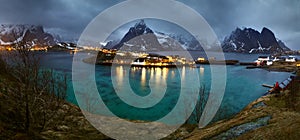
0,24 -> 56,47
222,27 -> 290,54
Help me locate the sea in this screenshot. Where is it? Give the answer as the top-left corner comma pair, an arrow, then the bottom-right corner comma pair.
39,51 -> 293,124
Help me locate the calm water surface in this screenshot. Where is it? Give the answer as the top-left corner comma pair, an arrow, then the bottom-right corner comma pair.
40,51 -> 293,123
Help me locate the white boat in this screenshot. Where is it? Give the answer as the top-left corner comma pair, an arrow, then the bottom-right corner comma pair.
131,58 -> 146,65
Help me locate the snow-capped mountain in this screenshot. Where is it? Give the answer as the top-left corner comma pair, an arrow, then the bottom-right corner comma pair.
153,32 -> 187,51
168,34 -> 205,51
106,20 -> 290,54
222,27 -> 290,53
0,24 -> 56,46
108,20 -> 186,52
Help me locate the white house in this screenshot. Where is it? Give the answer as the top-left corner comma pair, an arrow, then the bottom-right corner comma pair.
255,56 -> 270,65
256,56 -> 269,62
285,56 -> 297,62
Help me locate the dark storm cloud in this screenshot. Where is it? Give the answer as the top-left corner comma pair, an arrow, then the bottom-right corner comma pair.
0,0 -> 299,49
179,0 -> 300,46
0,0 -> 124,40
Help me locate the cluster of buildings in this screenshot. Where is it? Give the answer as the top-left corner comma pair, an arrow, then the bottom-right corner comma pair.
0,45 -> 48,51
255,55 -> 298,66
94,48 -> 195,67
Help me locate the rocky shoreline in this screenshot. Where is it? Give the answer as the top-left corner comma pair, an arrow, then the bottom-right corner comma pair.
185,72 -> 300,139
263,61 -> 300,72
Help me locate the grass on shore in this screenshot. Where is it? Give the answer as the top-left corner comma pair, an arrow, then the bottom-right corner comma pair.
266,61 -> 300,72
185,70 -> 300,140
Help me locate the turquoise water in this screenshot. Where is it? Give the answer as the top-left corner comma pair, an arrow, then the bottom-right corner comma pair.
40,52 -> 292,123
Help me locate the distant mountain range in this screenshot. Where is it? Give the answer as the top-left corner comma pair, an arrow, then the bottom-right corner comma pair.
106,20 -> 290,53
222,27 -> 290,53
0,24 -> 78,50
0,22 -> 291,54
0,24 -> 56,46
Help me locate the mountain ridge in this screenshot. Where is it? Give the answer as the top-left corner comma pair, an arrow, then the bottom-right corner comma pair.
109,20 -> 185,51
107,20 -> 289,53
222,27 -> 290,53
0,23 -> 290,54
0,24 -> 56,47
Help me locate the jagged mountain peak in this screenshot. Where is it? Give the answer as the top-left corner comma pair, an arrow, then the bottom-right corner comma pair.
260,27 -> 276,40
132,19 -> 153,34
222,27 -> 290,53
0,24 -> 56,46
261,27 -> 272,33
109,20 -> 189,51
134,19 -> 146,29
112,20 -> 155,50
107,20 -> 207,51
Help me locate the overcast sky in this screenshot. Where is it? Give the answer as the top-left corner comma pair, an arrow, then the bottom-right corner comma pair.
0,0 -> 299,50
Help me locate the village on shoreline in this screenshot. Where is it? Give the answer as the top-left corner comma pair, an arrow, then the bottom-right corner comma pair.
77,47 -> 300,73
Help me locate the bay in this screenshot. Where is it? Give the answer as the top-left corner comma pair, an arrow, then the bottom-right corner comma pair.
40,51 -> 292,123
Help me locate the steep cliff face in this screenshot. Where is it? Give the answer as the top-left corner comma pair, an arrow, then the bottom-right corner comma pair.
0,24 -> 55,46
109,20 -> 185,51
222,27 -> 290,53
112,20 -> 156,50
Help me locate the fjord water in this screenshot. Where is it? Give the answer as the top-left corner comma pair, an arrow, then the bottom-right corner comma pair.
40,52 -> 291,123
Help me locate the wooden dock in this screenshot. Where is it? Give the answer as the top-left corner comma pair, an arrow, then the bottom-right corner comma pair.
240,62 -> 256,66
262,84 -> 274,88
195,60 -> 239,65
246,66 -> 261,69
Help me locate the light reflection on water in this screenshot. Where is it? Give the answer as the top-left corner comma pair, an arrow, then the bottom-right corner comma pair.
40,52 -> 293,123
199,66 -> 205,76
